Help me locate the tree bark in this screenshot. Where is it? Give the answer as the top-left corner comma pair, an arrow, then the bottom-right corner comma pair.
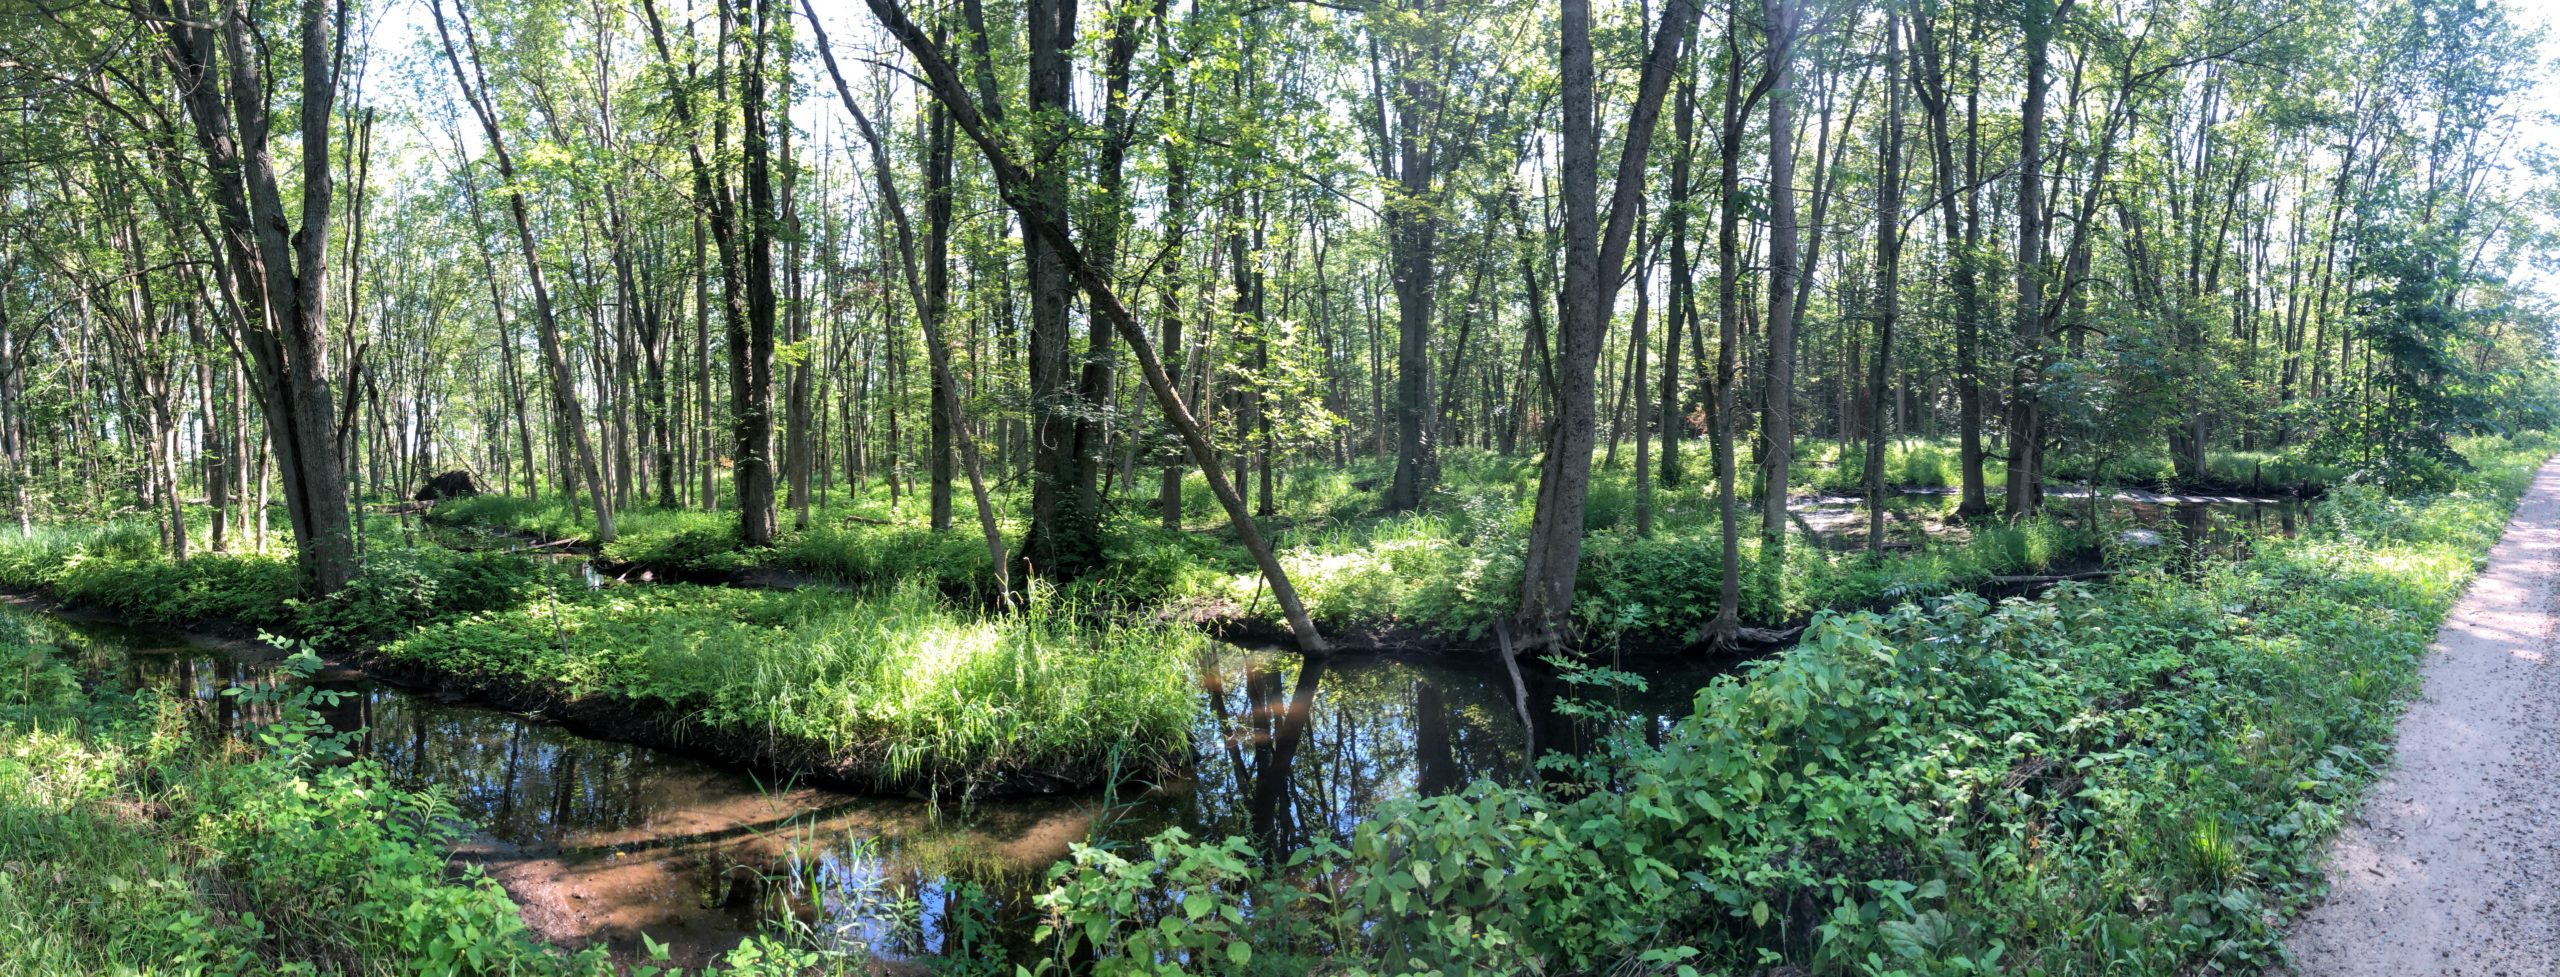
432,0 -> 618,543
154,0 -> 358,593
1017,0 -> 1101,577
1867,8 -> 1906,558
863,0 -> 1326,653
1521,0 -> 1694,642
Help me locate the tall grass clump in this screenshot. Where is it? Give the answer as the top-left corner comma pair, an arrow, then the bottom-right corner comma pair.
772,522 -> 998,595
382,581 -> 1200,793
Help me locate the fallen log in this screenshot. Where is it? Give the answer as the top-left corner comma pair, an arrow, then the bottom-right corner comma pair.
1729,624 -> 1808,646
1984,570 -> 2115,587
504,538 -> 583,554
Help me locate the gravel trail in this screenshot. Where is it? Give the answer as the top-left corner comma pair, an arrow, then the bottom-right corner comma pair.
2284,457 -> 2560,973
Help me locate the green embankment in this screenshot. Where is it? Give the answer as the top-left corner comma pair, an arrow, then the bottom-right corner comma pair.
0,618 -> 844,976
1021,433 -> 2551,975
377,581 -> 1201,793
0,521 -> 1201,796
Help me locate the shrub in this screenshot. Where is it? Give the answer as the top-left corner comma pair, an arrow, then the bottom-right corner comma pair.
1027,431 -> 2553,975
294,548 -> 545,646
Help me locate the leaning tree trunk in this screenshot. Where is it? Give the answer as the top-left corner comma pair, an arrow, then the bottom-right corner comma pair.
432,0 -> 617,542
805,0 -> 1014,607
863,0 -> 1326,653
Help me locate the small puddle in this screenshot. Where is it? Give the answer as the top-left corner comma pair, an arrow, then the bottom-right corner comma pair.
37,608 -> 1721,969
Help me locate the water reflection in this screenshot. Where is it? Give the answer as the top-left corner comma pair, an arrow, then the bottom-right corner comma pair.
21,608 -> 1849,965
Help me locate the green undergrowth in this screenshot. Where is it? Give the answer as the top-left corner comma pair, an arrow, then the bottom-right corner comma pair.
0,617 -> 853,976
379,580 -> 1201,793
1174,495 -> 2090,642
0,521 -> 547,643
428,451 -> 2101,643
429,493 -> 1014,596
1024,431 -> 2552,976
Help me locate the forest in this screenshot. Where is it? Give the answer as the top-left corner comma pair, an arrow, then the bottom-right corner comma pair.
2,0 -> 2557,972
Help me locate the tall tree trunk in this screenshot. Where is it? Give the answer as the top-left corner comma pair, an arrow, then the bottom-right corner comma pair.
1661,67 -> 1696,491
157,0 -> 357,592
433,0 -> 617,542
1759,0 -> 1805,539
926,94 -> 957,532
1380,12 -> 1440,513
1521,0 -> 1692,642
1867,8 -> 1906,557
1158,155 -> 1191,529
2006,0 -> 2073,518
1017,0 -> 1101,576
733,0 -> 781,545
1701,0 -> 1777,644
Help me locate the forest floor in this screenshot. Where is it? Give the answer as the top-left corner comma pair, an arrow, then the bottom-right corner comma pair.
2284,457 -> 2560,973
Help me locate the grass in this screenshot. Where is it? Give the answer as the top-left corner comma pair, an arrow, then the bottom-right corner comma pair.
0,610 -> 931,976
0,511 -> 1203,797
0,616 -> 615,976
380,580 -> 1204,794
1022,430 -> 2555,974
430,445 -> 2103,643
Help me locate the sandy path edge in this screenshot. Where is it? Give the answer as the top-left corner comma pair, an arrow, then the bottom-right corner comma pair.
2282,457 -> 2560,974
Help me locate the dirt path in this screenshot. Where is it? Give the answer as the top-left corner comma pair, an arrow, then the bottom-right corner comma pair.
2284,457 -> 2560,973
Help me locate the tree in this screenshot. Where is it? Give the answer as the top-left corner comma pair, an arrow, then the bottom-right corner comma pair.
152,0 -> 359,592
431,0 -> 617,543
862,0 -> 1329,654
1518,0 -> 1692,643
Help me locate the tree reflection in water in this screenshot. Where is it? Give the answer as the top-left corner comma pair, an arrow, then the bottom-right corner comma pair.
63,608 -> 1724,966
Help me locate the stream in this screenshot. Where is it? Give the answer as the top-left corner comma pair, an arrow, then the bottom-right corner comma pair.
46,608 -> 1718,968
41,494 -> 2303,969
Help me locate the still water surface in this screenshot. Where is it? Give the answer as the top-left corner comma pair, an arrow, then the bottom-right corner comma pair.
49,494 -> 2300,965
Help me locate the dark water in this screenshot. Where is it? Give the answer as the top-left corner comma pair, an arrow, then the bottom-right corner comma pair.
36,495 -> 2298,966
41,609 -> 1717,967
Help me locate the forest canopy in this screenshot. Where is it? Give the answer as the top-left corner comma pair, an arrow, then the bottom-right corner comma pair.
0,0 -> 2555,643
